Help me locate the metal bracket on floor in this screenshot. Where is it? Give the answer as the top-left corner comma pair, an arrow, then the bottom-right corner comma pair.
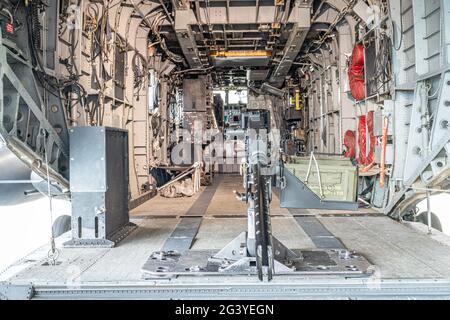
64,222 -> 137,248
280,169 -> 359,211
208,232 -> 301,274
0,282 -> 34,300
141,235 -> 372,279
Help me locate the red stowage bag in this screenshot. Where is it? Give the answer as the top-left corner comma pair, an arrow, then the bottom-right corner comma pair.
349,77 -> 366,101
344,130 -> 356,159
358,116 -> 367,165
357,112 -> 375,165
351,44 -> 365,66
366,111 -> 375,164
348,44 -> 366,101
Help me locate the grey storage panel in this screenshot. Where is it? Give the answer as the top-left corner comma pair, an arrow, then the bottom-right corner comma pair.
65,127 -> 136,247
183,77 -> 208,112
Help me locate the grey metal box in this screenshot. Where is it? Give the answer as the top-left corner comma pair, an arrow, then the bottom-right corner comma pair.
183,77 -> 208,112
65,127 -> 135,247
374,105 -> 394,137
375,144 -> 394,165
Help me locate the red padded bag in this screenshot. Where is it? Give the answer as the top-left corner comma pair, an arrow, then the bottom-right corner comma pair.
348,44 -> 366,101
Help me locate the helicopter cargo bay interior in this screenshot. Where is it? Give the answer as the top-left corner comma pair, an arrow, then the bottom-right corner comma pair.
1,0 -> 450,299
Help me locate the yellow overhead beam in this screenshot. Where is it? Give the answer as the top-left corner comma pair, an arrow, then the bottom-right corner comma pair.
295,89 -> 302,111
211,50 -> 272,58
